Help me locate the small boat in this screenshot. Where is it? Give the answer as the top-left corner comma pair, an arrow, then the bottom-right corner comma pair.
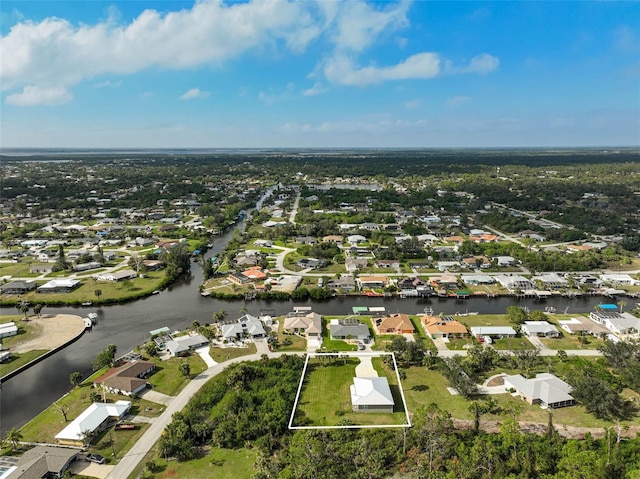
201,291 -> 211,297
152,290 -> 160,295
81,301 -> 93,306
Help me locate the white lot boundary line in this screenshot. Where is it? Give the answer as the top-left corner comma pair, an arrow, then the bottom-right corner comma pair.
288,352 -> 412,430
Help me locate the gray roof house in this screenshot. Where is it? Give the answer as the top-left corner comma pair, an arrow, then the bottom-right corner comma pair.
0,280 -> 37,294
350,377 -> 395,412
470,326 -> 517,338
220,314 -> 267,340
164,334 -> 209,356
7,446 -> 79,479
521,321 -> 560,338
504,373 -> 574,409
329,318 -> 370,341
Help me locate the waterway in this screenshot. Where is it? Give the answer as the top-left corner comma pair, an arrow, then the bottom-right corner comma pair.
0,188 -> 611,434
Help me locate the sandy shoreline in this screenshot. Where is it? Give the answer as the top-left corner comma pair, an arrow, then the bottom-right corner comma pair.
12,314 -> 86,353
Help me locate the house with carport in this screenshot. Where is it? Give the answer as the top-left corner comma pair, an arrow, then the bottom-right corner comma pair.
37,279 -> 80,293
55,400 -> 131,446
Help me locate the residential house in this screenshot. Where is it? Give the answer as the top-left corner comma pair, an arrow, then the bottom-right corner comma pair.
374,260 -> 401,270
347,234 -> 367,245
327,275 -> 356,292
164,333 -> 210,356
55,401 -> 131,446
29,264 -> 54,274
6,446 -> 79,479
254,239 -> 273,247
350,377 -> 394,412
358,276 -> 389,289
283,312 -> 322,338
0,280 -> 37,294
142,259 -> 165,270
421,315 -> 468,339
329,318 -> 370,341
521,321 -> 560,338
93,359 -> 156,396
437,261 -> 462,272
503,373 -> 574,409
372,313 -> 415,335
461,274 -> 495,285
558,316 -> 609,336
73,261 -> 102,272
37,279 -> 80,294
470,326 -> 517,339
295,236 -> 318,245
493,256 -> 516,267
461,256 -> 491,269
297,258 -> 324,269
94,269 -> 137,282
532,273 -> 568,289
590,311 -> 640,335
219,314 -> 267,341
599,274 -> 639,286
346,258 -> 368,273
322,235 -> 343,243
494,274 -> 535,292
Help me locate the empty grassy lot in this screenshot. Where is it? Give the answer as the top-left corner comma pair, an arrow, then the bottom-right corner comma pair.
294,356 -> 408,427
209,342 -> 257,362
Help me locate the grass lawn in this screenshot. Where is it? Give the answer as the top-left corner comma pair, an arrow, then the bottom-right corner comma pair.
492,337 -> 535,350
0,261 -> 41,277
0,349 -> 47,378
294,357 -> 407,427
209,342 -> 257,363
540,334 -> 604,351
92,423 -> 151,464
19,384 -> 161,443
147,355 -> 207,396
142,447 -> 259,479
410,316 -> 436,349
0,316 -> 40,349
457,314 -> 514,328
276,319 -> 307,351
2,270 -> 167,305
446,338 -> 474,350
401,366 -> 639,429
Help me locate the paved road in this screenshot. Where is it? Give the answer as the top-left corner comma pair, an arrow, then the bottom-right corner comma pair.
107,351 -> 294,479
289,189 -> 300,225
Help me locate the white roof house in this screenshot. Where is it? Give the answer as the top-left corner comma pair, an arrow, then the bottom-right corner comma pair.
599,274 -> 639,286
493,274 -> 534,292
0,322 -> 18,339
470,326 -> 517,338
37,279 -> 80,293
55,401 -> 131,446
504,373 -> 573,409
350,377 -> 395,412
521,321 -> 560,338
590,311 -> 640,335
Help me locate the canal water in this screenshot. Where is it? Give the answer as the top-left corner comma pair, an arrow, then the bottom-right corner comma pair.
0,189 -> 611,433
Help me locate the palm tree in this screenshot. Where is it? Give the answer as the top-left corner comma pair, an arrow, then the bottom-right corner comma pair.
33,303 -> 43,317
20,303 -> 30,319
4,428 -> 22,450
94,289 -> 102,300
617,300 -> 626,313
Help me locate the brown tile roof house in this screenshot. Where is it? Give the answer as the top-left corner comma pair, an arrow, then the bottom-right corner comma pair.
373,313 -> 415,335
93,360 -> 155,396
421,315 -> 468,339
283,312 -> 322,337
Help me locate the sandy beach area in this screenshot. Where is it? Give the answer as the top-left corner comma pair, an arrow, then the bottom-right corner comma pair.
13,314 -> 86,353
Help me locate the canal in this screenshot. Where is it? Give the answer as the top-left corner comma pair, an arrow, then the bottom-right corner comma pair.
0,188 -> 611,433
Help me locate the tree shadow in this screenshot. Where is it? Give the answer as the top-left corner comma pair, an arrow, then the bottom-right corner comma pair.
411,384 -> 429,391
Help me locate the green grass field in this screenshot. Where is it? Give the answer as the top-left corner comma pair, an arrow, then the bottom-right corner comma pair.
209,343 -> 257,363
277,318 -> 308,351
294,357 -> 408,427
147,355 -> 207,396
321,319 -> 357,351
0,349 -> 47,378
492,337 -> 535,350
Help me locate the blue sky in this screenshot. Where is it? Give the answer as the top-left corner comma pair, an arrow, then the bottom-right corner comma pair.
1,0 -> 638,148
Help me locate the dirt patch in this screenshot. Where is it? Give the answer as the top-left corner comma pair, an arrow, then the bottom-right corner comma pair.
13,314 -> 86,353
452,418 -> 640,440
487,376 -> 505,387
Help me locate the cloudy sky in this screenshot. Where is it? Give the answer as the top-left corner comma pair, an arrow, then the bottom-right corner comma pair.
1,0 -> 638,148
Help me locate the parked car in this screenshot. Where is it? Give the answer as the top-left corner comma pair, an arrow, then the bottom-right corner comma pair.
86,454 -> 106,464
358,343 -> 365,350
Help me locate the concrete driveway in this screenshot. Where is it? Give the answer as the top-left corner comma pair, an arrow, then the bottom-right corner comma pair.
70,460 -> 114,479
355,355 -> 378,377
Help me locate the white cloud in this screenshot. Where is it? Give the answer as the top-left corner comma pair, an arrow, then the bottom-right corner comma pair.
446,53 -> 499,75
180,88 -> 209,100
93,80 -> 122,88
330,1 -> 410,52
303,82 -> 328,96
404,98 -> 421,109
324,52 -> 441,86
0,0 -> 315,101
6,85 -> 72,106
446,95 -> 471,108
259,82 -> 295,104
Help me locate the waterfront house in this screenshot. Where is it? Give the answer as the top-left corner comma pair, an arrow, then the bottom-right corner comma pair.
93,359 -> 155,396
421,315 -> 468,339
0,280 -> 37,295
283,311 -> 322,338
37,279 -> 80,294
504,373 -> 574,409
521,321 -> 560,338
55,401 -> 131,447
329,318 -> 370,341
372,314 -> 415,335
